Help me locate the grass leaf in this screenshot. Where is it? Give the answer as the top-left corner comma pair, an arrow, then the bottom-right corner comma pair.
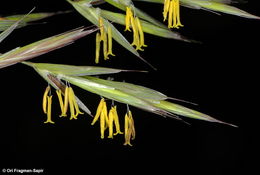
0,8 -> 35,43
27,62 -> 236,126
0,27 -> 97,69
24,62 -> 144,76
0,11 -> 70,31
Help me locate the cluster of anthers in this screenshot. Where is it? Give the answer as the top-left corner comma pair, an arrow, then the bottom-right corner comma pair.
91,98 -> 135,146
95,17 -> 115,64
124,6 -> 147,51
42,85 -> 84,124
42,86 -> 136,146
163,0 -> 183,28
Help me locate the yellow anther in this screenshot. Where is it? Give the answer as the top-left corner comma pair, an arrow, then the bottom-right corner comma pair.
108,108 -> 114,138
112,106 -> 123,135
68,87 -> 76,119
107,26 -> 115,57
124,110 -> 135,146
102,30 -> 108,60
128,110 -> 136,140
130,15 -> 141,50
102,101 -> 109,128
168,0 -> 174,28
100,109 -> 106,139
56,89 -> 64,116
99,18 -> 105,41
61,86 -> 69,117
91,98 -> 105,125
42,86 -> 50,114
44,95 -> 55,124
175,0 -> 183,28
125,7 -> 133,32
135,17 -> 147,49
163,0 -> 171,21
95,33 -> 101,64
124,113 -> 131,146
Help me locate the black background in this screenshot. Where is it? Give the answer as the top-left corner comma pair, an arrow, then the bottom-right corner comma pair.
0,0 -> 259,174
